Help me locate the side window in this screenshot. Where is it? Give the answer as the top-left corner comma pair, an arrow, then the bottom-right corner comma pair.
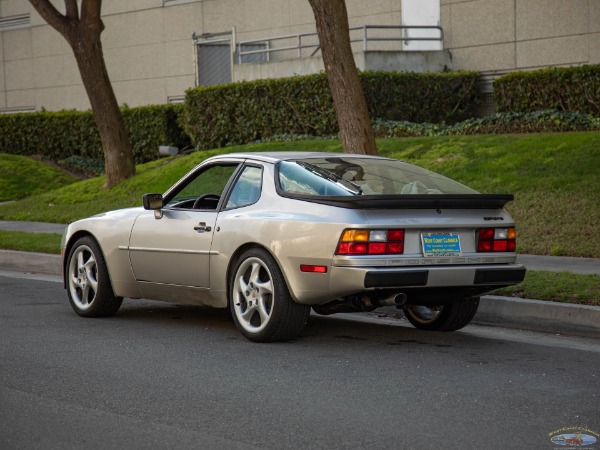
166,164 -> 239,209
225,166 -> 263,209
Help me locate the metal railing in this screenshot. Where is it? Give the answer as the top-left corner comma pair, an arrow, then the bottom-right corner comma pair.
236,25 -> 444,64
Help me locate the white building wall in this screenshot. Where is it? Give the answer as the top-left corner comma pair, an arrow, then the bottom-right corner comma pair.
1,0 -> 599,112
443,0 -> 600,74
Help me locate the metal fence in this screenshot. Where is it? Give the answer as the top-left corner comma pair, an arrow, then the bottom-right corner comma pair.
236,25 -> 444,64
192,25 -> 444,86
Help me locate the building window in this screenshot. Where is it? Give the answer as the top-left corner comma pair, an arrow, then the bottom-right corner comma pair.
0,14 -> 31,32
238,42 -> 268,64
167,95 -> 185,104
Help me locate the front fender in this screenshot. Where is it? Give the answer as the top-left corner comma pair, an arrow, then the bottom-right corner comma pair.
62,208 -> 144,299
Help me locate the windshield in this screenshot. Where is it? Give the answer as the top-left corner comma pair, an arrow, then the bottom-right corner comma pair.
277,157 -> 478,196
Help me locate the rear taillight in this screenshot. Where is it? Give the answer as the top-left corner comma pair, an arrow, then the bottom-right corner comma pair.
477,228 -> 516,252
336,229 -> 405,255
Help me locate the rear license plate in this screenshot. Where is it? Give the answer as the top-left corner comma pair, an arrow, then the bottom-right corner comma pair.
421,232 -> 462,257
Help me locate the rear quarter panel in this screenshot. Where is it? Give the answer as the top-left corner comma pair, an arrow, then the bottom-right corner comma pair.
210,183 -> 367,303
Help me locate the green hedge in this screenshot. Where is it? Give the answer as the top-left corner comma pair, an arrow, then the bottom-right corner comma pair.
494,65 -> 600,116
360,71 -> 480,124
180,71 -> 480,151
180,74 -> 336,151
0,104 -> 190,163
123,105 -> 191,162
1,71 -> 480,161
0,111 -> 97,161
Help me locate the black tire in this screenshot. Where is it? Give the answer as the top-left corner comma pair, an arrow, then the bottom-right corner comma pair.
229,248 -> 310,342
403,297 -> 480,331
65,236 -> 123,317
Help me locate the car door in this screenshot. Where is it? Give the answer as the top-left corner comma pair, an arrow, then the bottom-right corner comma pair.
128,163 -> 240,291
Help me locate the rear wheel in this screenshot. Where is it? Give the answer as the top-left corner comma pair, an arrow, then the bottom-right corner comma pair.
66,236 -> 123,317
403,297 -> 480,331
230,248 -> 310,342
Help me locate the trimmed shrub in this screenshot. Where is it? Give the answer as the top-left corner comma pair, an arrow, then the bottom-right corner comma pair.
0,111 -> 98,161
180,74 -> 337,151
0,104 -> 190,164
180,71 -> 481,151
494,65 -> 600,116
361,70 -> 480,124
122,104 -> 191,163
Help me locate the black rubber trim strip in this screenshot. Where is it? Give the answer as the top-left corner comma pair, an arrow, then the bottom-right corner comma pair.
474,267 -> 527,285
364,271 -> 429,288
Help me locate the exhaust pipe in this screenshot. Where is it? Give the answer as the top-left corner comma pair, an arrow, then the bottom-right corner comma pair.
378,293 -> 407,309
312,292 -> 408,315
395,293 -> 407,308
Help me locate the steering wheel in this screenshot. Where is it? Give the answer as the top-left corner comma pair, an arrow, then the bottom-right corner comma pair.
192,193 -> 220,209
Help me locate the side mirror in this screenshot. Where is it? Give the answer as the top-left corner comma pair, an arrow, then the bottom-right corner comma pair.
142,193 -> 164,219
143,193 -> 163,210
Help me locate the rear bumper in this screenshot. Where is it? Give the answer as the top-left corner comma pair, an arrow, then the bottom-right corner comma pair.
363,265 -> 526,288
290,263 -> 526,305
474,267 -> 527,285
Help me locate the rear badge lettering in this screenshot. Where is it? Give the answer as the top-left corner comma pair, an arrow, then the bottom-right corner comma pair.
483,216 -> 504,221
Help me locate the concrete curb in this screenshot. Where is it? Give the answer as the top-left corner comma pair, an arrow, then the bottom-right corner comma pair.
476,295 -> 600,339
0,250 -> 598,339
0,250 -> 62,276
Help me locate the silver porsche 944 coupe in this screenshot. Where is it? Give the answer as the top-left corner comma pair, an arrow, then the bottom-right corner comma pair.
61,152 -> 525,342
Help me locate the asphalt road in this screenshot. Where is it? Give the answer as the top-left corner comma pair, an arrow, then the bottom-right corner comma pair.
1,274 -> 599,450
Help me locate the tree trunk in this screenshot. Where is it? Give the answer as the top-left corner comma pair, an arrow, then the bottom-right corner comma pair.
308,0 -> 377,155
28,0 -> 135,188
70,30 -> 136,188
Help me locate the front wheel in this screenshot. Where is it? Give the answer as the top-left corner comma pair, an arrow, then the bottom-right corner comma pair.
66,236 -> 123,317
230,248 -> 310,342
403,297 -> 480,331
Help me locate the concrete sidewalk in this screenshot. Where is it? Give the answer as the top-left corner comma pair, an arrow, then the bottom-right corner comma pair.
0,220 -> 66,235
0,220 -> 598,339
516,254 -> 600,275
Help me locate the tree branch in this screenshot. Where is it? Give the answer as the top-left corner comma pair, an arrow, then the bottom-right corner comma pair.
81,0 -> 103,29
65,0 -> 79,20
28,0 -> 70,34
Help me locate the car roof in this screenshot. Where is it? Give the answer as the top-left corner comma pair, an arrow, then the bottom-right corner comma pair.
206,151 -> 393,164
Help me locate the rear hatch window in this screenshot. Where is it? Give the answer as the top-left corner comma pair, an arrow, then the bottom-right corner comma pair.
277,157 -> 478,197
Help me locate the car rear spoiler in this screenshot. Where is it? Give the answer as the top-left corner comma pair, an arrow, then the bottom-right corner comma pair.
284,194 -> 515,209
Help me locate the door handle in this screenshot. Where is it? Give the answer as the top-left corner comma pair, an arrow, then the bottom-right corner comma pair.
194,222 -> 212,232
